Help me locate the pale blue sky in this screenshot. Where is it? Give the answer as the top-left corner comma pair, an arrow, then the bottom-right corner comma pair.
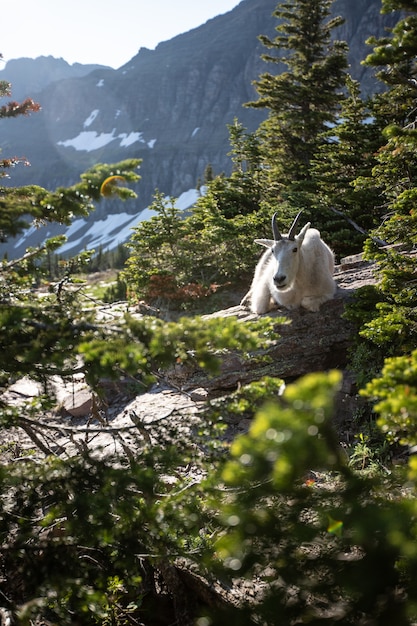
2,0 -> 242,69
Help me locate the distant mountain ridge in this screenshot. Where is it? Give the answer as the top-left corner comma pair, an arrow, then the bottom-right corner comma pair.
0,0 -> 400,258
0,56 -> 111,101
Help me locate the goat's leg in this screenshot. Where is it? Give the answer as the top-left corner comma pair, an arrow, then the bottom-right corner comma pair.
301,279 -> 336,311
250,280 -> 273,314
240,288 -> 252,308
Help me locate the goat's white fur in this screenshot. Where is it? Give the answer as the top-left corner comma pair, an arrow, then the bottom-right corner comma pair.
241,214 -> 336,314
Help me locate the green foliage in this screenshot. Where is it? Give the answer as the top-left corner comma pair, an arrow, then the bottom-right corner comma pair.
0,126 -> 275,624
348,135 -> 417,380
1,252 -> 272,394
0,415 -> 225,624
203,376 -> 285,425
4,4 -> 417,622
0,160 -> 141,244
185,201 -> 267,282
223,118 -> 265,217
344,249 -> 417,406
79,313 -> 273,388
311,77 -> 385,256
360,300 -> 417,354
365,1 -> 417,116
348,432 -> 381,473
0,183 -> 274,623
123,191 -> 194,305
206,371 -> 417,625
248,0 -> 349,212
361,349 -> 417,447
344,0 -> 417,441
345,252 -> 417,350
123,187 -> 268,311
4,369 -> 417,624
220,371 -> 343,491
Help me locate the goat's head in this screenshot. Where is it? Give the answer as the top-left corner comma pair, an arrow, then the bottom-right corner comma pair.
255,212 -> 311,290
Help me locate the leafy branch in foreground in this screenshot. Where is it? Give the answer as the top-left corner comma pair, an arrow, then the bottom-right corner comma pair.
0,159 -> 141,241
204,371 -> 417,625
0,282 -> 275,624
79,313 -> 275,387
361,348 -> 417,447
1,274 -> 274,398
3,369 -> 417,625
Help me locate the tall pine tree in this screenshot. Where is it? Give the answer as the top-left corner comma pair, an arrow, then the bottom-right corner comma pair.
311,76 -> 385,256
248,0 -> 348,223
363,0 -> 417,248
366,0 -> 417,125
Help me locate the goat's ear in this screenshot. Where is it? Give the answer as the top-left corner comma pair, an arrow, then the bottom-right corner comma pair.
295,222 -> 311,242
254,238 -> 275,248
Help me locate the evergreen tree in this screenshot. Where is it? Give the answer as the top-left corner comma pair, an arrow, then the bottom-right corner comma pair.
195,119 -> 265,220
346,0 -> 417,394
203,162 -> 214,184
4,12 -> 417,621
248,0 -> 349,220
362,0 -> 417,251
123,122 -> 269,309
311,76 -> 385,256
366,0 -> 417,124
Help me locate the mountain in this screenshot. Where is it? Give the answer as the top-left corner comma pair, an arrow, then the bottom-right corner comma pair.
0,0 -> 400,259
0,56 -> 111,101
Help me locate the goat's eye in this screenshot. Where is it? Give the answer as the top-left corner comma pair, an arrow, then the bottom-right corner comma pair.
292,247 -> 298,253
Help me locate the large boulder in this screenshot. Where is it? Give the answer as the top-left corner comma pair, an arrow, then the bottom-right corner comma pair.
166,257 -> 377,393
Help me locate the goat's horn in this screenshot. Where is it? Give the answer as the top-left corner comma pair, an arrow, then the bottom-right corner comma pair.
271,213 -> 282,241
288,211 -> 303,240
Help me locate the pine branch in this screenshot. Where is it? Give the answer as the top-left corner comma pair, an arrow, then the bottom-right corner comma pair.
329,206 -> 388,246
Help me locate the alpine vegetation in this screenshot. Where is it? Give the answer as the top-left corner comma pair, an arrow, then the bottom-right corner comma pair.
241,212 -> 336,314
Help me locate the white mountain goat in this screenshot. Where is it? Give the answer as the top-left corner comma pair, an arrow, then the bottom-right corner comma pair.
241,212 -> 336,314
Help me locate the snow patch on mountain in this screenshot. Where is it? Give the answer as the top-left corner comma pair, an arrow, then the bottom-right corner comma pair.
58,213 -> 140,254
58,130 -> 117,151
57,128 -> 150,152
119,132 -> 144,147
84,110 -> 100,128
57,188 -> 200,256
58,215 -> 88,243
3,188 -> 201,260
13,224 -> 37,250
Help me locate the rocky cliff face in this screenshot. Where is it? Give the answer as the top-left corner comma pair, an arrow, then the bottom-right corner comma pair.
0,0 -> 400,258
